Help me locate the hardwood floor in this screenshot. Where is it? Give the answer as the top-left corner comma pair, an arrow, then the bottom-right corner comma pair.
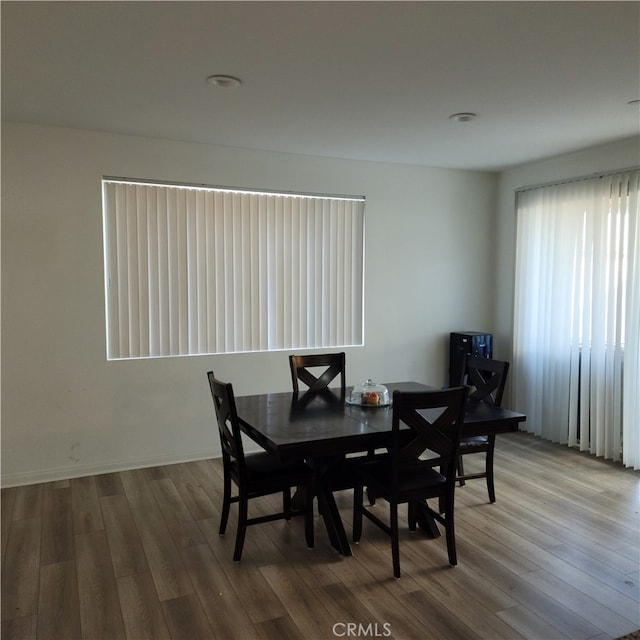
2,432 -> 639,640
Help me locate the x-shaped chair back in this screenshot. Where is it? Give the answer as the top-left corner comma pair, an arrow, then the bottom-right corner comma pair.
207,372 -> 245,465
391,386 -> 469,478
462,356 -> 509,407
289,352 -> 346,394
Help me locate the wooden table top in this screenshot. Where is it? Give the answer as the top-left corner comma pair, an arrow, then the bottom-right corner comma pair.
235,381 -> 526,463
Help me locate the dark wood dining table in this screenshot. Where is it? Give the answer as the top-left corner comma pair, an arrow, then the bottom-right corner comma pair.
234,381 -> 526,556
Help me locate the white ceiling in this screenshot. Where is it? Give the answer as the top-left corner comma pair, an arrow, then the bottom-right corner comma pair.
2,1 -> 639,171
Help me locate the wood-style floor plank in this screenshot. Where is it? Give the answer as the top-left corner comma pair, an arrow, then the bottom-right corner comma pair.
321,582 -> 429,640
521,568 -> 639,637
180,543 -> 260,640
100,494 -> 149,578
11,484 -> 43,522
187,459 -> 225,511
401,588 -> 483,640
1,486 -> 17,563
162,463 -> 218,521
75,529 -> 126,640
37,560 -> 81,640
217,562 -> 288,625
128,503 -> 194,602
116,572 -> 172,640
1,517 -> 42,622
119,469 -> 159,509
254,614 -> 303,640
1,431 -> 638,640
40,484 -> 74,565
496,604 -> 572,640
95,472 -> 125,498
148,477 -> 207,548
456,501 -> 639,619
399,547 -> 527,640
160,594 -> 214,640
455,533 -> 604,640
258,563 -> 337,640
1,615 -> 37,640
70,477 -> 104,534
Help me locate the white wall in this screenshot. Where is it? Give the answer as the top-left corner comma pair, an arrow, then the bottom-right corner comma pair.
1,123 -> 498,486
494,135 -> 640,404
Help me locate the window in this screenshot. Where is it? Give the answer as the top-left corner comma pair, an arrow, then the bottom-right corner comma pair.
513,169 -> 639,470
102,179 -> 365,359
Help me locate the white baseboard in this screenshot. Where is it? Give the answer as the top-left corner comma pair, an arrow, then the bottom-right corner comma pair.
1,448 -> 224,488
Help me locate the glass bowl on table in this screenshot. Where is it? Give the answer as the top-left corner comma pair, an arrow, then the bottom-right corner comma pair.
347,379 -> 390,407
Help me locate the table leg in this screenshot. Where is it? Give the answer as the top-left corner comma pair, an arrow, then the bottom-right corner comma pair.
316,484 -> 352,556
303,456 -> 353,556
409,499 -> 441,538
291,486 -> 305,510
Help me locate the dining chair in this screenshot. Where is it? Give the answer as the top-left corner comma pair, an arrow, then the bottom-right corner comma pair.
207,372 -> 315,562
289,352 -> 346,395
456,356 -> 510,503
289,352 -> 376,494
352,386 -> 468,578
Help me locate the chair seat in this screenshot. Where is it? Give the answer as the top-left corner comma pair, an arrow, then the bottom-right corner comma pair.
236,452 -> 312,482
359,459 -> 446,497
328,452 -> 385,490
459,435 -> 489,448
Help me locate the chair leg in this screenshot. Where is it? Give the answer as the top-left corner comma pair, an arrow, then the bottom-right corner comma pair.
366,486 -> 376,506
352,481 -> 364,543
443,494 -> 457,567
390,502 -> 401,578
407,501 -> 416,532
304,482 -> 315,549
457,454 -> 466,486
219,470 -> 231,536
283,487 -> 292,520
486,435 -> 496,503
233,494 -> 248,562
366,448 -> 383,505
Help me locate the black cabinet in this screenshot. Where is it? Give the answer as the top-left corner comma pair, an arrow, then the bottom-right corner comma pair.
449,332 -> 492,387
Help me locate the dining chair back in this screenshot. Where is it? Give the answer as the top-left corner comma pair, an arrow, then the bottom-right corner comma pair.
456,356 -> 510,502
211,373 -> 245,466
207,372 -> 314,561
289,351 -> 376,496
462,356 -> 509,406
289,352 -> 346,395
352,386 -> 468,578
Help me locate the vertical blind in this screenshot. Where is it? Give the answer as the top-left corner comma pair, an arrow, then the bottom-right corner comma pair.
513,169 -> 639,469
102,180 -> 365,359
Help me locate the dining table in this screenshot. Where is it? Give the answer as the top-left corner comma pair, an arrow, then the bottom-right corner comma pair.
234,381 -> 526,556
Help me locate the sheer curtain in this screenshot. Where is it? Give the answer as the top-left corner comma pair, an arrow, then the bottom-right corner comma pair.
513,169 -> 639,469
